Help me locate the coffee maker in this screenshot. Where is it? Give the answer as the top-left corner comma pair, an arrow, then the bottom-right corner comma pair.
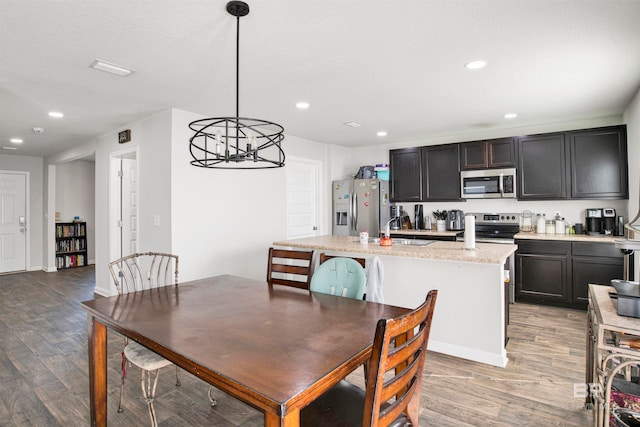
389,206 -> 402,230
585,208 -> 603,235
602,208 -> 616,236
414,205 -> 425,230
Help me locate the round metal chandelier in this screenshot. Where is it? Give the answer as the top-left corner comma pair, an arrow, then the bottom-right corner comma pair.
188,1 -> 285,169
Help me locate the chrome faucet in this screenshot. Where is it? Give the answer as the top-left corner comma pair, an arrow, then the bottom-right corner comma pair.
383,217 -> 399,237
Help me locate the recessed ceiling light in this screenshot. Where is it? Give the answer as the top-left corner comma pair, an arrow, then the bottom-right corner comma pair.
48,111 -> 64,118
377,131 -> 387,137
3,146 -> 17,150
89,59 -> 135,77
296,102 -> 310,109
343,121 -> 362,128
10,138 -> 23,144
504,113 -> 518,119
465,60 -> 487,70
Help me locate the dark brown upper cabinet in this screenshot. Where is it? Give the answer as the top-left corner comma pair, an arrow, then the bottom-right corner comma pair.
517,125 -> 628,200
391,125 -> 627,202
568,126 -> 628,199
460,137 -> 516,170
389,147 -> 422,202
389,144 -> 461,202
517,133 -> 570,200
421,144 -> 461,201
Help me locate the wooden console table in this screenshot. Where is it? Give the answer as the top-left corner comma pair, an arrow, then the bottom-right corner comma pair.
587,284 -> 640,427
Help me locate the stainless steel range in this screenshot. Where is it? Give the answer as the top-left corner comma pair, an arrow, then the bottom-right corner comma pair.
467,212 -> 521,244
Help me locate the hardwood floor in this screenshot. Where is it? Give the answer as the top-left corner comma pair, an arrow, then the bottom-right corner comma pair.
0,267 -> 592,426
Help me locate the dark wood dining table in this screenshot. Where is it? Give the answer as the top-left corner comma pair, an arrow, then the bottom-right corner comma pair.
81,274 -> 410,426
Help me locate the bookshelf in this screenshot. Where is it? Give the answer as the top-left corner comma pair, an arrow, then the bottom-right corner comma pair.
55,222 -> 88,269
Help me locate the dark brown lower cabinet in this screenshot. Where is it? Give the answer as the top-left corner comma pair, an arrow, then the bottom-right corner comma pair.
515,239 -> 623,309
516,240 -> 570,305
571,242 -> 623,309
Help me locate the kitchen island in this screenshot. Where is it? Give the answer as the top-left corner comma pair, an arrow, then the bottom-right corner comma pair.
273,235 -> 517,367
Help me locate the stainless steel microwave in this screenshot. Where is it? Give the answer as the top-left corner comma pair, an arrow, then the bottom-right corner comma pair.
460,168 -> 517,199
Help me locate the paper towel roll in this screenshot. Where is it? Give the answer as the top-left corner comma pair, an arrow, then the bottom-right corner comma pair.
464,214 -> 475,249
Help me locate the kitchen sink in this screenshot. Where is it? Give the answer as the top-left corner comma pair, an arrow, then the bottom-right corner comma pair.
391,238 -> 435,246
356,237 -> 436,246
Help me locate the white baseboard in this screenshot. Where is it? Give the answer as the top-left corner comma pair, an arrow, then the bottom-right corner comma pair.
428,339 -> 509,368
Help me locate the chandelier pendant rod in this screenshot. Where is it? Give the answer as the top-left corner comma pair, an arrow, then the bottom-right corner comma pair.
234,12 -> 240,159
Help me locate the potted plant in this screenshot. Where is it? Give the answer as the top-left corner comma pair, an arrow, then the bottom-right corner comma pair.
433,210 -> 448,231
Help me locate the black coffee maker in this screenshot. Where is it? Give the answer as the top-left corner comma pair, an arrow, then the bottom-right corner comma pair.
585,208 -> 603,235
389,206 -> 402,230
602,208 -> 616,235
414,205 -> 425,230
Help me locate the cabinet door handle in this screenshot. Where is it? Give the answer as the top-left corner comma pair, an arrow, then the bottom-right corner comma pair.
352,191 -> 358,232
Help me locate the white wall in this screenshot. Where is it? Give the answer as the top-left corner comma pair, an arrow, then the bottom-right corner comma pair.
0,154 -> 43,270
623,85 -> 640,276
170,109 -> 333,283
55,160 -> 96,263
92,110 -> 173,295
44,165 -> 56,271
135,111 -> 173,253
623,86 -> 640,224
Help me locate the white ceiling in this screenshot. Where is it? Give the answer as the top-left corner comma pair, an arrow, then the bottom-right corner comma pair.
2,0 -> 640,158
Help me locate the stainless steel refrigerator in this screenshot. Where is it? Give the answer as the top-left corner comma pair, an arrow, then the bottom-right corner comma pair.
332,179 -> 392,237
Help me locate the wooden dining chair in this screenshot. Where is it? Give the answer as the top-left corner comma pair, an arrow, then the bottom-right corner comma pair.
108,252 -> 218,427
266,247 -> 314,289
310,257 -> 367,300
319,252 -> 366,268
301,289 -> 438,427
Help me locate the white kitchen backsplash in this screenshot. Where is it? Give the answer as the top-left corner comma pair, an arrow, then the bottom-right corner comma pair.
399,199 -> 629,229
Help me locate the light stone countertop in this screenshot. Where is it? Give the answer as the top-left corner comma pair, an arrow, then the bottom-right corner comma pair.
515,232 -> 620,243
590,284 -> 640,332
273,235 -> 516,265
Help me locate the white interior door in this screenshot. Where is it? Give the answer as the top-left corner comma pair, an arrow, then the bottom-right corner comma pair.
121,159 -> 137,255
109,151 -> 138,263
0,172 -> 27,273
286,158 -> 321,239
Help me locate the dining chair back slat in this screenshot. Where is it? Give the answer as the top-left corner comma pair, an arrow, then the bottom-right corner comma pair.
108,252 -> 178,295
301,289 -> 438,427
319,252 -> 366,268
365,289 -> 437,426
266,247 -> 314,290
